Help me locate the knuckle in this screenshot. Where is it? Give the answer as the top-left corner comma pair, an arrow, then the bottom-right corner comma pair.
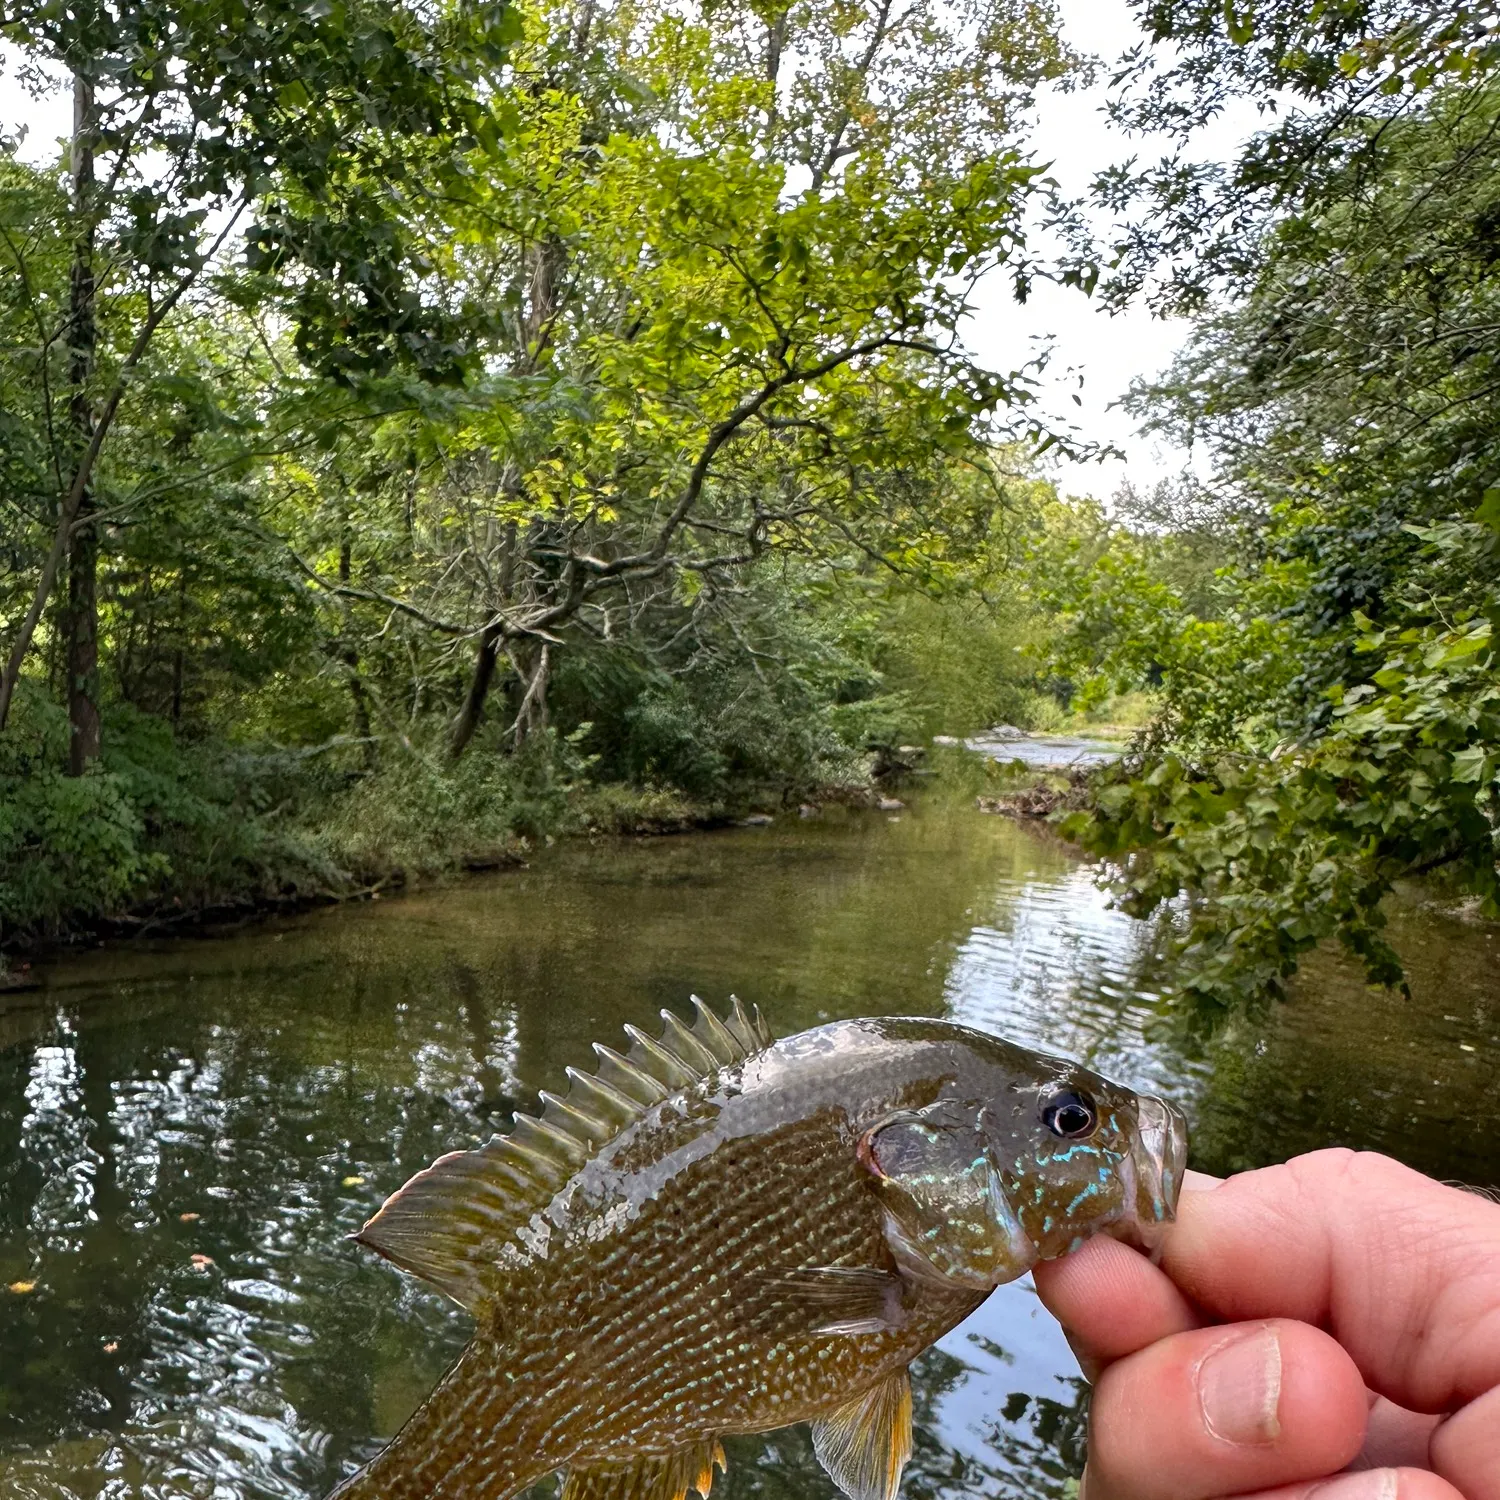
1287,1147 -> 1408,1204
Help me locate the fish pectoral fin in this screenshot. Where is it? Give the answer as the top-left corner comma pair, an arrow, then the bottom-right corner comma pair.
811,1368 -> 913,1500
764,1266 -> 907,1335
561,1441 -> 727,1500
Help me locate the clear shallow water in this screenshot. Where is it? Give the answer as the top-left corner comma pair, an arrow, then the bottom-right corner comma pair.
960,733 -> 1120,769
1,799 -> 1497,1499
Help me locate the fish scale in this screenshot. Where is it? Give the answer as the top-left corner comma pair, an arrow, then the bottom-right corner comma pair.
328,1006 -> 1187,1500
493,1114 -> 941,1453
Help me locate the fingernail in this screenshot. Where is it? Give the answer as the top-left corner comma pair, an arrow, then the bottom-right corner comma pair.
1196,1325 -> 1282,1446
1308,1471 -> 1400,1500
1183,1169 -> 1224,1192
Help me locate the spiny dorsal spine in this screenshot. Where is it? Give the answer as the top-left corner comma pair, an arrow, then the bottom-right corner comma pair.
353,996 -> 773,1312
538,996 -> 769,1150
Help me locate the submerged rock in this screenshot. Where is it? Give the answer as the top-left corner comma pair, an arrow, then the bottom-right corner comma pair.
976,775 -> 1090,820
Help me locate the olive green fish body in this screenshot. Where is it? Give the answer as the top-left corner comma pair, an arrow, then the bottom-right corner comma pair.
330,1009 -> 1187,1500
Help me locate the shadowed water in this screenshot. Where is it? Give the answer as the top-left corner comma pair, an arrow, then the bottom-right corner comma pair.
1,799 -> 1496,1499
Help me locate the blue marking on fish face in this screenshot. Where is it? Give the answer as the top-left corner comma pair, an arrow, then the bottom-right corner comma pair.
1065,1182 -> 1099,1216
986,1086 -> 1155,1258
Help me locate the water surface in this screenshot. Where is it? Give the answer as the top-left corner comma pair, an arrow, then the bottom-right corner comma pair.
2,798 -> 1496,1499
959,733 -> 1120,769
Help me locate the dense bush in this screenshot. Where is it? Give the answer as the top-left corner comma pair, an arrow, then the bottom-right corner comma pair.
0,687 -> 339,939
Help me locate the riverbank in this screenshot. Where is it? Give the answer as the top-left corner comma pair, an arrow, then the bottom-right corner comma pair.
1,724 -> 1120,968
0,729 -> 906,965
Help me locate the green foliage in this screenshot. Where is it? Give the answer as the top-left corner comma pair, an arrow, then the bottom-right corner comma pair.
6,0 -> 517,381
0,0 -> 1084,941
278,0 -> 1081,752
1092,2 -> 1500,312
313,732 -> 585,875
1065,536 -> 1500,1029
1051,74 -> 1500,1027
0,686 -> 337,937
1036,502 -> 1299,752
546,567 -> 1029,803
840,590 -> 1042,739
0,705 -> 163,932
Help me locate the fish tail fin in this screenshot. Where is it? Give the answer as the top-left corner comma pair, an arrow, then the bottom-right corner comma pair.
324,1340 -> 552,1500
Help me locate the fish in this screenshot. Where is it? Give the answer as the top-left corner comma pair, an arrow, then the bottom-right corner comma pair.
328,1002 -> 1187,1500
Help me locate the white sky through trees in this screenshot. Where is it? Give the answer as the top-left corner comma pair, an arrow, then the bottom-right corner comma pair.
962,0 -> 1256,502
0,0 -> 1252,503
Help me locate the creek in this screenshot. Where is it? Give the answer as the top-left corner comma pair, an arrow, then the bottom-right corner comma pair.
1,793 -> 1497,1498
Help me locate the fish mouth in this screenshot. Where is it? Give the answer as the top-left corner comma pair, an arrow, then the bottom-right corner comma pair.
1116,1094 -> 1189,1255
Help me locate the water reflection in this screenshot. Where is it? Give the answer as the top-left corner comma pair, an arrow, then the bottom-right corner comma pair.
1,801 -> 1496,1499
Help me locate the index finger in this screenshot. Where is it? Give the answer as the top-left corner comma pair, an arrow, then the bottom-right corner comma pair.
1160,1149 -> 1500,1414
1032,1230 -> 1202,1374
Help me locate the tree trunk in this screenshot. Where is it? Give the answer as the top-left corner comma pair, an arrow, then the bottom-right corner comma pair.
339,536 -> 376,767
448,234 -> 562,763
449,620 -> 504,758
65,71 -> 100,776
171,570 -> 187,725
65,512 -> 99,775
766,7 -> 787,84
509,639 -> 549,749
0,157 -> 227,736
449,517 -> 519,759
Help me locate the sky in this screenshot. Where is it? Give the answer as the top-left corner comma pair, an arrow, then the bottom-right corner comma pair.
0,0 -> 1252,503
961,0 -> 1259,502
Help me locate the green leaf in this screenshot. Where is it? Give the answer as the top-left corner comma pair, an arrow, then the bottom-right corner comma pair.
1476,487 -> 1500,534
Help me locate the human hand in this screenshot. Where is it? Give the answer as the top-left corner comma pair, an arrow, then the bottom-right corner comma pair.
1031,1149 -> 1500,1500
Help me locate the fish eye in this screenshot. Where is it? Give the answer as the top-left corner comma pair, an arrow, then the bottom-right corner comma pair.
1041,1089 -> 1098,1140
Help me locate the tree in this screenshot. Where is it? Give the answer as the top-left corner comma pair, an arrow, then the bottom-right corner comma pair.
283,0 -> 1078,756
1081,0 -> 1500,313
0,0 -> 1093,938
0,0 -> 517,757
1049,75 -> 1500,1028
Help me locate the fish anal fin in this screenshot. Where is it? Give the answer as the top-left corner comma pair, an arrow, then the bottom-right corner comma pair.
355,1001 -> 777,1305
562,1441 -> 727,1500
765,1266 -> 908,1335
811,1368 -> 913,1500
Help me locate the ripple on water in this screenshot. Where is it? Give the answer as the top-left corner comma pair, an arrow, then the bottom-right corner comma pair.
944,863 -> 1205,1103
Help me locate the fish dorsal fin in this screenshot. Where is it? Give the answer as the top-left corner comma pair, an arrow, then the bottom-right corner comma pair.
561,1439 -> 727,1500
811,1369 -> 913,1500
353,997 -> 773,1312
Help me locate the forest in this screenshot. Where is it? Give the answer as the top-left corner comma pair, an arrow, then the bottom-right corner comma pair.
1,0 -> 1497,1029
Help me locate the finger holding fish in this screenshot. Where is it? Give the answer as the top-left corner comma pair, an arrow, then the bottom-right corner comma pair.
1037,1155 -> 1500,1500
